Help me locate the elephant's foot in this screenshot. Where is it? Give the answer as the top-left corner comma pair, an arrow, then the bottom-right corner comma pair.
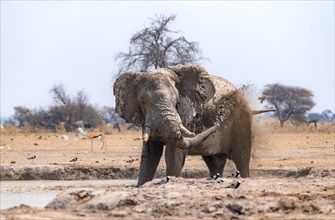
239,169 -> 250,178
137,141 -> 164,186
233,158 -> 250,178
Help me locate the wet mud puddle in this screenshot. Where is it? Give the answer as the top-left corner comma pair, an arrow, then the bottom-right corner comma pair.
0,179 -> 137,210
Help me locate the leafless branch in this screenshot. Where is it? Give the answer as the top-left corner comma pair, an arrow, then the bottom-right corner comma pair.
114,14 -> 206,76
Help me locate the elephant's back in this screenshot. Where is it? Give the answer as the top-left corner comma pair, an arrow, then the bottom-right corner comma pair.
209,75 -> 238,102
203,75 -> 252,125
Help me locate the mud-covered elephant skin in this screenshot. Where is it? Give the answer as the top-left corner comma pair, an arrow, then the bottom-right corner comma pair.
114,65 -> 251,186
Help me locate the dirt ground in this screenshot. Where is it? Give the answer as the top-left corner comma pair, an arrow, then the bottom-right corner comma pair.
0,120 -> 334,219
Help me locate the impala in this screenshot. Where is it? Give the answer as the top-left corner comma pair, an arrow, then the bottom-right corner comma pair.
86,132 -> 106,152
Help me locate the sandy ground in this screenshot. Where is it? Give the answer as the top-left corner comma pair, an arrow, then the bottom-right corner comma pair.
0,121 -> 334,219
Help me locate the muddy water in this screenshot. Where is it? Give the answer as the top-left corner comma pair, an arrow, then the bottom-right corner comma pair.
1,191 -> 60,210
0,179 -> 137,210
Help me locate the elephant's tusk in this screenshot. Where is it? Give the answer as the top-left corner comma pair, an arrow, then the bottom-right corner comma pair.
142,126 -> 151,144
182,123 -> 220,149
180,124 -> 195,137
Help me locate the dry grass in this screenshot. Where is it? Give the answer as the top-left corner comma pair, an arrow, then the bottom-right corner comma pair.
251,119 -> 334,169
1,124 -> 20,136
1,119 -> 334,173
253,118 -> 335,133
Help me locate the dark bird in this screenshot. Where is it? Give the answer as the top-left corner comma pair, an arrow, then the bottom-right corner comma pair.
27,155 -> 36,160
225,181 -> 241,189
69,157 -> 78,163
231,170 -> 240,178
126,159 -> 134,164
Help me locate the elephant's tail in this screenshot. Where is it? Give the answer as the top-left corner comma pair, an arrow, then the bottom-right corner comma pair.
252,109 -> 276,115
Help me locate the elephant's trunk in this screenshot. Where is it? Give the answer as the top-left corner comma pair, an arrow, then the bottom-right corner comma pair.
180,123 -> 220,149
142,103 -> 219,149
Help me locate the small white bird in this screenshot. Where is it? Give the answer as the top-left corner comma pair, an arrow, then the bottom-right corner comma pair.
160,176 -> 170,184
61,135 -> 69,141
207,173 -> 220,180
231,170 -> 240,178
27,155 -> 36,160
225,181 -> 241,189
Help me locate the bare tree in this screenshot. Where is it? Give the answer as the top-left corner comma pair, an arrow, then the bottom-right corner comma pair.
49,84 -> 75,130
9,84 -> 103,131
260,83 -> 315,128
75,90 -> 88,120
115,14 -> 205,75
49,83 -> 71,106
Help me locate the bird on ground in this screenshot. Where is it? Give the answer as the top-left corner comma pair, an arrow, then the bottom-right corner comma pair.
225,181 -> 241,189
207,173 -> 220,180
125,159 -> 134,164
27,155 -> 36,160
231,170 -> 240,178
160,176 -> 170,184
213,173 -> 220,180
69,157 -> 78,164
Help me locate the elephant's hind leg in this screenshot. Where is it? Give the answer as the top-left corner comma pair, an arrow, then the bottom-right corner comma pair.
232,143 -> 251,178
231,111 -> 252,178
137,141 -> 164,186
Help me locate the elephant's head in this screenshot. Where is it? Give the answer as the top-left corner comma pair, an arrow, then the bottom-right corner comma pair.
113,64 -> 217,149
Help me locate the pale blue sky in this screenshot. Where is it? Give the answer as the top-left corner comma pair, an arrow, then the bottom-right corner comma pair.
1,1 -> 334,117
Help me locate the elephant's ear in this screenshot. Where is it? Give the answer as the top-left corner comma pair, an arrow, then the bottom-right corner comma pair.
113,72 -> 144,127
168,65 -> 216,123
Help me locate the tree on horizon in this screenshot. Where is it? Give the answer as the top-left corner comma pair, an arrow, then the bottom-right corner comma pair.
114,14 -> 206,75
260,83 -> 315,128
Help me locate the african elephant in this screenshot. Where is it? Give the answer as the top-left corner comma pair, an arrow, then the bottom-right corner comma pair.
114,65 -> 254,186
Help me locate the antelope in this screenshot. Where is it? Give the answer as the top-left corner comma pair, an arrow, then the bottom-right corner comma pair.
86,132 -> 106,152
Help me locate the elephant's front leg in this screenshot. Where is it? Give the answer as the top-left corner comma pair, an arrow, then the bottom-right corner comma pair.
137,140 -> 164,186
165,145 -> 187,177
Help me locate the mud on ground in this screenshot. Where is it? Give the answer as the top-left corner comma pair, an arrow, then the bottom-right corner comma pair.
1,171 -> 335,220
0,120 -> 334,219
